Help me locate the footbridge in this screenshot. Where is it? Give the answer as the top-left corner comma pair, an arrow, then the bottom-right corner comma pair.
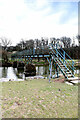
11,42 -> 75,81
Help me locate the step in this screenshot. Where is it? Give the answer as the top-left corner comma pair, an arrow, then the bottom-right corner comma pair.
59,68 -> 66,72
66,72 -> 71,74
68,77 -> 80,81
61,66 -> 66,68
65,80 -> 80,85
67,74 -> 73,76
65,82 -> 73,85
65,74 -> 72,77
56,62 -> 62,64
55,57 -> 61,59
59,65 -> 65,67
67,75 -> 73,78
64,69 -> 69,72
60,65 -> 65,67
71,80 -> 80,84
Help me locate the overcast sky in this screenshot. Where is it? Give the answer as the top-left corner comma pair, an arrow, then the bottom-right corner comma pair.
0,0 -> 78,46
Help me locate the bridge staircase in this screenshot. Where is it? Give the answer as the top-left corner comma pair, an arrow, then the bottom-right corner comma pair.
48,43 -> 75,80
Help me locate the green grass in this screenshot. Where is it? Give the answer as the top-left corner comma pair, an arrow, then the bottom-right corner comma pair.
1,79 -> 78,118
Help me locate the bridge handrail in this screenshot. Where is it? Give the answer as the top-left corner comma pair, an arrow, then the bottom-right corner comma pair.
52,56 -> 68,78
57,43 -> 76,70
55,45 -> 75,69
56,42 -> 74,63
51,48 -> 72,71
50,43 -> 74,71
50,43 -> 75,65
50,43 -> 72,60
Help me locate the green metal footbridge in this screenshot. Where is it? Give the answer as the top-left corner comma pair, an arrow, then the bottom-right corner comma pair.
11,42 -> 75,81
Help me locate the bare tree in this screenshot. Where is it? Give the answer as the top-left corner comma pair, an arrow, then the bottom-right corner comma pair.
0,37 -> 12,50
50,37 -> 56,45
0,37 -> 12,63
20,39 -> 25,49
60,36 -> 71,48
76,35 -> 80,46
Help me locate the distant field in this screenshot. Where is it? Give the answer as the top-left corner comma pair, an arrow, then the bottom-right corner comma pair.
1,79 -> 78,118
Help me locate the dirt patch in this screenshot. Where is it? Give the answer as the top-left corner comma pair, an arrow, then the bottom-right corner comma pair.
54,78 -> 65,83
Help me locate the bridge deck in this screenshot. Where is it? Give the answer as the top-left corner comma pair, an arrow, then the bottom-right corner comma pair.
12,54 -> 51,59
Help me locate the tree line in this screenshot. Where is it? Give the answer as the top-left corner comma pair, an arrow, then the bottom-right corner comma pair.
0,35 -> 79,52
0,35 -> 80,62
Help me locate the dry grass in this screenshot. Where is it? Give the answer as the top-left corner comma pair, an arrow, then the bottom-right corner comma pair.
1,79 -> 78,118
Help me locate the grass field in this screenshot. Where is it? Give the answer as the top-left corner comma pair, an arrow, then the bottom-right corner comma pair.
1,79 -> 78,118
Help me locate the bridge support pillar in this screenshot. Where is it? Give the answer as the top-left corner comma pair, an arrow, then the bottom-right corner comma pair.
49,59 -> 52,82
56,64 -> 59,78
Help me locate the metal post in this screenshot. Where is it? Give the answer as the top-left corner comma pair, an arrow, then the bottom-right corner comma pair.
53,61 -> 56,79
56,44 -> 58,57
64,51 -> 65,63
63,51 -> 66,69
38,55 -> 40,62
72,61 -> 74,75
16,56 -> 17,61
33,48 -> 35,55
56,64 -> 59,78
30,57 -> 32,63
27,58 -> 29,64
49,58 -> 52,82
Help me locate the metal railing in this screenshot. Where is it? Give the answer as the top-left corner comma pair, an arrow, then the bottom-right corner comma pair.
50,43 -> 75,73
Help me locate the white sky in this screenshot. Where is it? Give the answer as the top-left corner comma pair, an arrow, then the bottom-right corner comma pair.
0,0 -> 78,46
